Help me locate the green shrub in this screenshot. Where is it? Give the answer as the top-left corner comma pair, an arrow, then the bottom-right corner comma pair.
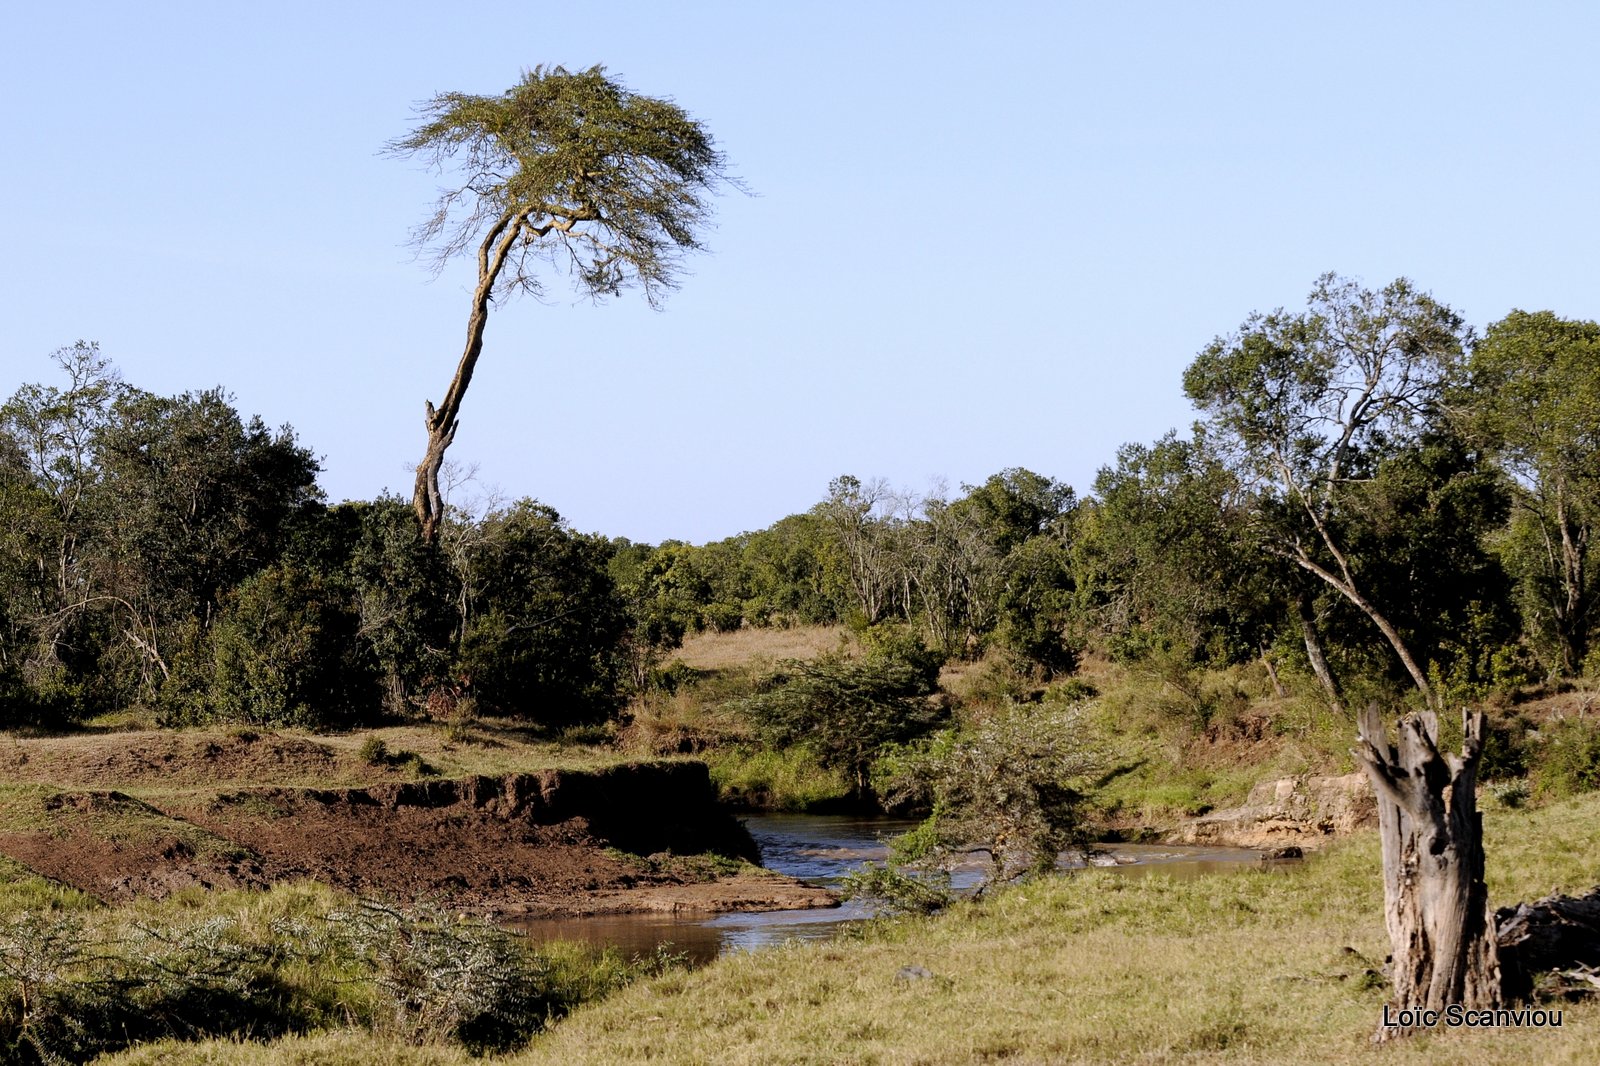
357,738 -> 389,765
163,564 -> 378,729
1530,717 -> 1600,800
874,697 -> 1106,891
739,636 -> 947,798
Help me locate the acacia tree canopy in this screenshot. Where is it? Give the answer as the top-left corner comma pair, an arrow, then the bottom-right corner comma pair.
389,65 -> 738,542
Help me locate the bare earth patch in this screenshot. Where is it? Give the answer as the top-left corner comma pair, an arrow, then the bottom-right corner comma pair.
0,755 -> 835,919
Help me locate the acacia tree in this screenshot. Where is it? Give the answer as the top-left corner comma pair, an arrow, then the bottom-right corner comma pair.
389,65 -> 737,543
1183,274 -> 1471,709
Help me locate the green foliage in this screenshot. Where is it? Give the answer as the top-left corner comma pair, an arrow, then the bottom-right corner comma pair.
452,501 -> 630,726
195,564 -> 376,728
739,636 -> 948,796
838,863 -> 953,917
1181,274 -> 1515,709
0,911 -> 299,1064
1467,310 -> 1600,677
358,737 -> 389,765
343,500 -> 456,713
704,745 -> 853,811
993,534 -> 1080,676
390,64 -> 736,307
1077,432 -> 1278,669
300,900 -> 555,1053
1529,717 -> 1600,800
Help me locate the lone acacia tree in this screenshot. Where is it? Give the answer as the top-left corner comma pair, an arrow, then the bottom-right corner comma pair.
390,65 -> 736,543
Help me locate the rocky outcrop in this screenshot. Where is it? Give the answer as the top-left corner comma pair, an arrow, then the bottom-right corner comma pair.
1167,771 -> 1375,849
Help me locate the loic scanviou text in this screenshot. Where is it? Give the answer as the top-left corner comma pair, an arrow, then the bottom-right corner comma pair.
1380,1004 -> 1564,1030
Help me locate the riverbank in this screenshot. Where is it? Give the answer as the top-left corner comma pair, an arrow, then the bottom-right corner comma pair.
0,725 -> 829,919
93,790 -> 1600,1065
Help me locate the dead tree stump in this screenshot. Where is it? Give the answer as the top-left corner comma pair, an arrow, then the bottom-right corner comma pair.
1354,706 -> 1503,1038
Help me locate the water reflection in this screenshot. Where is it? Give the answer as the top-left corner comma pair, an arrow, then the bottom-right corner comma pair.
509,814 -> 1273,965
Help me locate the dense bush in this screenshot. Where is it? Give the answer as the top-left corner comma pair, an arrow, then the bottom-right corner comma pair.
174,564 -> 376,728
739,632 -> 947,798
452,502 -> 630,726
1529,716 -> 1600,800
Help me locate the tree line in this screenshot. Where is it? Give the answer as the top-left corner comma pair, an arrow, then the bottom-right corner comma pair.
1,276 -> 1596,731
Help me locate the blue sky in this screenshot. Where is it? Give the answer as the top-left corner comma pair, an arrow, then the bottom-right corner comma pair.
4,2 -> 1597,543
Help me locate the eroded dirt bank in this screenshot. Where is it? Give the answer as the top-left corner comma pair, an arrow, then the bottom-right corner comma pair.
0,750 -> 835,917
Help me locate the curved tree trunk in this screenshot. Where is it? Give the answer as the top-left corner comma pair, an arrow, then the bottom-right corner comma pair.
412,209 -> 530,543
1354,706 -> 1502,1040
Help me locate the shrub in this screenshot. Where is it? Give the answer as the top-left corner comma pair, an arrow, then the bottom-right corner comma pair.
739,637 -> 948,798
874,697 -> 1106,892
173,564 -> 378,728
302,901 -> 564,1054
1530,717 -> 1600,800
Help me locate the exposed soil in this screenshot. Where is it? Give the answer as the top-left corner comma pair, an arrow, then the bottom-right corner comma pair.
0,754 -> 837,918
0,730 -> 360,788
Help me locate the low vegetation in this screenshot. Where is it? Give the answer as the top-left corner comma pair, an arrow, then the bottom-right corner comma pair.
62,793 -> 1600,1065
0,878 -> 684,1064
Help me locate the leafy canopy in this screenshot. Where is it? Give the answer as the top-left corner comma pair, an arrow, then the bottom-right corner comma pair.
390,64 -> 738,306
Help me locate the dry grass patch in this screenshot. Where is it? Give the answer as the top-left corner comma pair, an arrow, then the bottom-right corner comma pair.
672,625 -> 846,672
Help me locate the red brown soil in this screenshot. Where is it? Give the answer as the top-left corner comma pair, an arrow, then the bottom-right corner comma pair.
0,752 -> 837,918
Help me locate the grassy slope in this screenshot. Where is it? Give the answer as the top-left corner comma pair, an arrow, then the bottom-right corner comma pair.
505,793 -> 1600,1065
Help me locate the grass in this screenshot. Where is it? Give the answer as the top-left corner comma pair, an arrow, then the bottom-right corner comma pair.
508,793 -> 1600,1065
0,784 -> 250,862
705,746 -> 853,811
671,625 -> 846,672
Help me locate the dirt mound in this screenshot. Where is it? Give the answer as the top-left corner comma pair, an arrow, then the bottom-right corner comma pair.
0,765 -> 805,918
0,789 -> 271,901
0,731 -> 350,787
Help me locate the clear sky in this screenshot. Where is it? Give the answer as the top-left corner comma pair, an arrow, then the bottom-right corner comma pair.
4,2 -> 1597,544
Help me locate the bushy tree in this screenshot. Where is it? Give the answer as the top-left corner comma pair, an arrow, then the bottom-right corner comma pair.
740,632 -> 947,799
453,501 -> 629,725
197,564 -> 375,727
1075,432 -> 1281,669
1466,311 -> 1600,677
1184,274 -> 1474,709
868,696 -> 1106,898
92,387 -> 322,695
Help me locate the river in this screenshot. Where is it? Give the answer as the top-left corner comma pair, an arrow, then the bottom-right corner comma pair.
509,814 -> 1274,965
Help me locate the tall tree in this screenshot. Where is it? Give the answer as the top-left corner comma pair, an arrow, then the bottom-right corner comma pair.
1466,311 -> 1600,676
0,343 -> 123,688
389,65 -> 737,542
1183,274 -> 1472,709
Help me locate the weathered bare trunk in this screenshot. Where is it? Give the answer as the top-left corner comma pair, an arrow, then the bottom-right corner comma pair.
1354,705 -> 1502,1039
1259,644 -> 1287,698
